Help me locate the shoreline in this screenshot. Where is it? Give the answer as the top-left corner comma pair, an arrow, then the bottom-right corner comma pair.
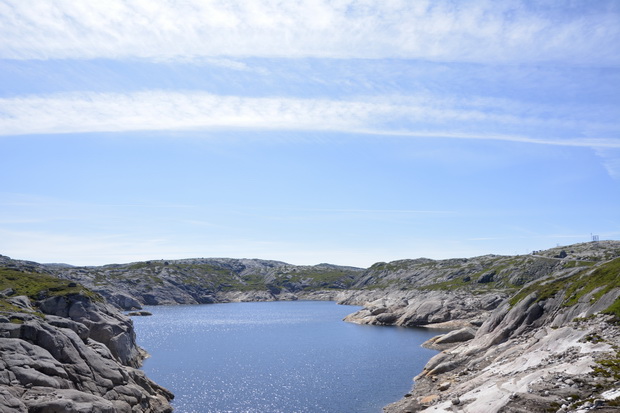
131,299 -> 440,413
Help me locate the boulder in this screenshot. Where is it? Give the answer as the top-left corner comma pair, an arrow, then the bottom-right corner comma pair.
477,271 -> 495,284
438,381 -> 451,391
370,306 -> 388,316
376,312 -> 398,324
8,296 -> 34,312
127,311 -> 152,317
434,327 -> 476,345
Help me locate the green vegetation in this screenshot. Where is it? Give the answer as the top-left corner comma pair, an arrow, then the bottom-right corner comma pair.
508,277 -> 566,307
368,260 -> 423,273
0,300 -> 24,313
0,267 -> 100,309
603,299 -> 620,320
564,257 -> 620,305
583,333 -> 605,344
563,260 -> 596,269
592,344 -> 620,382
127,262 -> 152,271
509,257 -> 620,317
593,358 -> 620,380
118,261 -> 360,293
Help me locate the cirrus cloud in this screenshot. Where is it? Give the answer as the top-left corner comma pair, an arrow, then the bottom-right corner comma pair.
0,90 -> 618,150
0,0 -> 618,65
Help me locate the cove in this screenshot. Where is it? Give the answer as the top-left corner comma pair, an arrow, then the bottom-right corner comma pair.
132,301 -> 438,413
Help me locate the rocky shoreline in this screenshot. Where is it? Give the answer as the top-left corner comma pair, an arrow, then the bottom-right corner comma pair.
1,240 -> 619,412
343,289 -> 620,413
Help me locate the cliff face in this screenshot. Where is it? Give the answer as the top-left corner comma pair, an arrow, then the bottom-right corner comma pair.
0,268 -> 173,413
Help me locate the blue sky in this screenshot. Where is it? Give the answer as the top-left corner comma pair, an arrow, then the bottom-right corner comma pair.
1,0 -> 619,267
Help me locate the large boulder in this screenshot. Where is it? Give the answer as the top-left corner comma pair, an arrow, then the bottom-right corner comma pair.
434,327 -> 476,345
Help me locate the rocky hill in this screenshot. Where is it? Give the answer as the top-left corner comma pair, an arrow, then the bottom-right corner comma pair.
26,257 -> 365,309
1,240 -> 619,412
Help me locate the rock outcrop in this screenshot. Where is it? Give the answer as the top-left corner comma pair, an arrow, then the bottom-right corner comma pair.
383,254 -> 620,413
0,266 -> 173,413
340,290 -> 505,328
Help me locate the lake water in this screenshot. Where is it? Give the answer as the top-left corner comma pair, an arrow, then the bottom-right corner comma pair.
132,301 -> 438,413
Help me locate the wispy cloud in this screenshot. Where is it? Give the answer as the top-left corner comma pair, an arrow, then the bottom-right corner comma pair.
0,91 -> 617,150
594,148 -> 620,180
355,129 -> 620,149
0,0 -> 618,65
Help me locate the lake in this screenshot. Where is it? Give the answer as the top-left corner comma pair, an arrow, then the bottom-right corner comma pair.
132,301 -> 438,413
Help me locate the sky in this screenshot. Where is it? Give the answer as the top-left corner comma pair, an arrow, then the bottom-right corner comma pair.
1,0 -> 619,268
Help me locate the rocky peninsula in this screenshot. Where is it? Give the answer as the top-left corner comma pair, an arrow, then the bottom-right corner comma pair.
1,240 -> 619,412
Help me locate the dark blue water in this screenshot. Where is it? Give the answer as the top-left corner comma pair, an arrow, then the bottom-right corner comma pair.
132,301 -> 438,413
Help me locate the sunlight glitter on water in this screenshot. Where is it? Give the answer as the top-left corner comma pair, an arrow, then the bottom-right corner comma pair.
133,301 -> 438,413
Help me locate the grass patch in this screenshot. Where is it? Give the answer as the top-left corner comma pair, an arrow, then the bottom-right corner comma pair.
563,260 -> 597,269
509,277 -> 566,307
0,300 -> 24,313
0,267 -> 100,302
603,298 -> 620,320
564,257 -> 620,306
592,345 -> 620,382
509,258 -> 620,315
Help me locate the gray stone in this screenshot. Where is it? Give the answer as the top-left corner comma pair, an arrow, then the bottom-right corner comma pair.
127,311 -> 152,317
0,288 -> 15,298
8,296 -> 34,311
370,306 -> 388,316
22,388 -> 117,413
44,316 -> 89,341
376,312 -> 398,324
477,271 -> 495,284
0,387 -> 26,413
438,381 -> 451,391
434,327 -> 476,345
